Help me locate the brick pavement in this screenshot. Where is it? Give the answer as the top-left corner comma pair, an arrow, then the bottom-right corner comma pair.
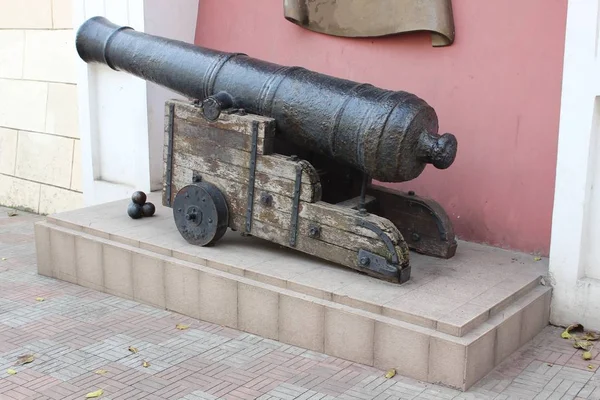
1,206 -> 600,400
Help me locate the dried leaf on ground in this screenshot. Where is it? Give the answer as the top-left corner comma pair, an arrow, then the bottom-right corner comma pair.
583,351 -> 593,360
128,346 -> 138,354
94,369 -> 107,375
573,340 -> 593,351
384,368 -> 396,379
583,331 -> 600,341
561,323 -> 584,339
588,365 -> 595,370
534,256 -> 542,261
176,324 -> 189,330
85,389 -> 104,398
7,210 -> 17,217
35,297 -> 44,302
142,360 -> 150,368
15,354 -> 34,365
6,369 -> 17,375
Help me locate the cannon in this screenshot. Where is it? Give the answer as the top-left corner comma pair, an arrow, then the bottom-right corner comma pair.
75,16 -> 459,284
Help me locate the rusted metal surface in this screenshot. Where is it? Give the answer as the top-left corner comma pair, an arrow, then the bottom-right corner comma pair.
245,121 -> 259,234
283,0 -> 456,47
164,103 -> 175,207
173,182 -> 229,246
76,16 -> 458,183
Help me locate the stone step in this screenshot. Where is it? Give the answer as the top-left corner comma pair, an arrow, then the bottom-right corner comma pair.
34,196 -> 552,390
43,192 -> 548,340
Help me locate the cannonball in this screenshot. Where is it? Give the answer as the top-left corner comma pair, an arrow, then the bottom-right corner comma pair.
142,202 -> 156,217
127,202 -> 143,219
131,191 -> 147,205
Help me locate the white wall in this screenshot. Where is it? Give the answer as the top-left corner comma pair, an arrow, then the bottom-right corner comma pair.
0,0 -> 83,214
73,0 -> 199,206
549,0 -> 600,330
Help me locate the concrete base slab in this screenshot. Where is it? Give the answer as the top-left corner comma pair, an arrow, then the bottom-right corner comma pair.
34,192 -> 551,390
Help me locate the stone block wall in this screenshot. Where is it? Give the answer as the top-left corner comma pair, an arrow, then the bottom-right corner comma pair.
0,0 -> 83,214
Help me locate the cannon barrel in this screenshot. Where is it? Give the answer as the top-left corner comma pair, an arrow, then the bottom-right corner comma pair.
75,16 -> 457,182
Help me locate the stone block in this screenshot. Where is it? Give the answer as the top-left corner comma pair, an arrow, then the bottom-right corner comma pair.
103,244 -> 133,299
0,0 -> 52,28
75,235 -> 103,291
244,270 -> 286,288
238,282 -> 279,340
0,127 -> 17,174
383,291 -> 457,329
520,287 -> 551,345
428,336 -> 466,389
427,337 -> 466,388
133,252 -> 165,308
50,229 -> 76,283
495,309 -> 523,365
0,30 -> 25,79
71,140 -> 82,191
165,261 -> 200,319
0,79 -> 48,132
279,295 -> 325,352
23,30 -> 76,83
333,280 -> 409,314
38,196 -> 554,391
417,277 -> 493,304
465,329 -> 497,389
470,286 -> 516,316
198,272 -> 238,328
52,0 -> 73,28
436,303 -> 490,337
39,185 -> 83,215
324,307 -> 374,365
34,222 -> 53,277
287,281 -> 331,301
374,321 -> 430,381
16,132 -> 74,189
0,175 -> 40,213
46,83 -> 79,138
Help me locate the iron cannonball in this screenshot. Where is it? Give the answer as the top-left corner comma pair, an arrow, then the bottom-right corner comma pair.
131,191 -> 147,205
142,202 -> 156,217
127,202 -> 143,219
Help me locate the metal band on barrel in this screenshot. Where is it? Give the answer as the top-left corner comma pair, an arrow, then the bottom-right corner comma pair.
102,26 -> 133,71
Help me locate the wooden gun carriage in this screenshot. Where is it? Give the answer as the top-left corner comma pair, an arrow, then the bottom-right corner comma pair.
76,16 -> 459,284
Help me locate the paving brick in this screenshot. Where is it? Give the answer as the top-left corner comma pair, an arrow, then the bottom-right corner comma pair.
226,386 -> 266,399
1,208 -> 599,400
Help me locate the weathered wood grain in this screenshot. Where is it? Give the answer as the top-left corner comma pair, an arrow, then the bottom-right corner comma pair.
174,114 -> 272,155
168,132 -> 320,184
170,145 -> 320,203
169,167 -> 407,261
161,99 -> 411,279
228,215 -> 406,282
170,99 -> 276,138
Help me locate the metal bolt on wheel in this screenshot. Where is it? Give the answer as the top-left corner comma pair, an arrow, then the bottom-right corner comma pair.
173,182 -> 229,246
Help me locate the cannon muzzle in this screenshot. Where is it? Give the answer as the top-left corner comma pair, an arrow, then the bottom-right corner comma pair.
75,16 -> 457,182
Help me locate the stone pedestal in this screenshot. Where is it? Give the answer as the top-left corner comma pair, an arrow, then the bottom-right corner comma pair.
34,192 -> 551,390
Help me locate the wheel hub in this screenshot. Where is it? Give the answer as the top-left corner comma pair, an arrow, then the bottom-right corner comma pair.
172,182 -> 229,246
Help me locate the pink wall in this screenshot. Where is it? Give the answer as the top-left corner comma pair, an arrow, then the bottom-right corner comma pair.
195,0 -> 568,256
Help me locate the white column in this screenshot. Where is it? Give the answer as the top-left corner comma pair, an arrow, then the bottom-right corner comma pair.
549,0 -> 600,330
72,0 -> 199,206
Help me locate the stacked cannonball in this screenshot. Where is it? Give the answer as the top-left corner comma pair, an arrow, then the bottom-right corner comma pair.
127,191 -> 156,219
